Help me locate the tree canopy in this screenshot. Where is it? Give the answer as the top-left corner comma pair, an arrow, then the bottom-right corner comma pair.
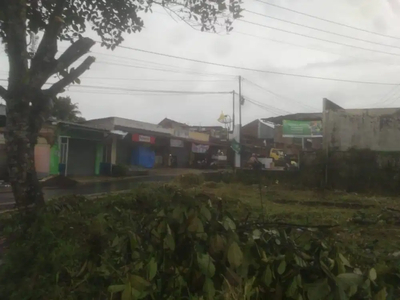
51,96 -> 85,122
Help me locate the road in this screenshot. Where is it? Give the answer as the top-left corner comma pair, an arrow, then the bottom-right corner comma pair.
0,175 -> 175,207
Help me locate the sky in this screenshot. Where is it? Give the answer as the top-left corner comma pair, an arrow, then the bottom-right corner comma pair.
2,0 -> 400,126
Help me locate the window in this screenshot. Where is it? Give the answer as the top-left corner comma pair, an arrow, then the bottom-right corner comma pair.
59,137 -> 69,164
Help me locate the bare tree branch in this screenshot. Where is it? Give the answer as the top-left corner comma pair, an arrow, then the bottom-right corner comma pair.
46,56 -> 96,95
56,38 -> 96,71
0,86 -> 7,101
30,0 -> 67,79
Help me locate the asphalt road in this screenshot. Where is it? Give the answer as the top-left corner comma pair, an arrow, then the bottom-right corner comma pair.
0,175 -> 175,207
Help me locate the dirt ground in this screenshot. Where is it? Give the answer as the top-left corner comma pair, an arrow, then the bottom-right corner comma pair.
197,181 -> 400,262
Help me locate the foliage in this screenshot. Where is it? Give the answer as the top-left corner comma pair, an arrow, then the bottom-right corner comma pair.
0,0 -> 243,48
0,184 -> 398,300
112,164 -> 129,177
51,96 -> 85,122
174,173 -> 205,187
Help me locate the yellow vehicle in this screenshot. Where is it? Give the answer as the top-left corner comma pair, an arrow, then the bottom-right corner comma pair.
270,148 -> 285,166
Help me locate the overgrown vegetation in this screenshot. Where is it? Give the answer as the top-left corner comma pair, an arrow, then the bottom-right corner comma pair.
0,181 -> 399,299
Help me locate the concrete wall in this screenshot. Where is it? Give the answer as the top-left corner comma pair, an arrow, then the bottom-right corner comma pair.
324,107 -> 400,151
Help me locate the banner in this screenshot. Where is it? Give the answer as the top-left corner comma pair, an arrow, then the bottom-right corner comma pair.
282,120 -> 322,138
230,139 -> 241,154
191,143 -> 209,153
132,134 -> 155,144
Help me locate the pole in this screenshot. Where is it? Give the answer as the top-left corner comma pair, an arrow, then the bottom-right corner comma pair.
238,76 -> 242,168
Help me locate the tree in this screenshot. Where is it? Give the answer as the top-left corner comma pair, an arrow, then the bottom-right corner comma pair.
51,96 -> 85,122
0,0 -> 242,208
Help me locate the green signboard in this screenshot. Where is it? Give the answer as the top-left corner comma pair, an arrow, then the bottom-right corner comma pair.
230,139 -> 241,154
282,120 -> 323,138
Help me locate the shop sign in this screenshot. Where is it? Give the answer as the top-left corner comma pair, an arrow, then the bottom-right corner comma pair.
170,139 -> 184,148
282,120 -> 322,138
132,133 -> 155,144
192,143 -> 209,153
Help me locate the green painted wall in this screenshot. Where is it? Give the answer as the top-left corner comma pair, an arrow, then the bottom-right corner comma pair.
95,143 -> 103,175
50,143 -> 59,175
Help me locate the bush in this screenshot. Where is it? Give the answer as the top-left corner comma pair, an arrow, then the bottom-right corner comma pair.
174,173 -> 204,187
112,164 -> 129,177
0,185 -> 398,299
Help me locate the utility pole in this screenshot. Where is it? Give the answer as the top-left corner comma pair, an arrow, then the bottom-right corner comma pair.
238,75 -> 242,168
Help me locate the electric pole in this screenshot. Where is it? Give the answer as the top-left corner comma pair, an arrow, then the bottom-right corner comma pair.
239,76 -> 242,168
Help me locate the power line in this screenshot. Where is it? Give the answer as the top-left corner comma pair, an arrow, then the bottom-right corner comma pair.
0,79 -> 232,95
79,76 -> 234,82
233,31 -> 376,63
109,44 -> 400,86
244,96 -> 290,115
238,19 -> 400,58
255,0 -> 400,41
243,78 -> 317,111
245,10 -> 400,50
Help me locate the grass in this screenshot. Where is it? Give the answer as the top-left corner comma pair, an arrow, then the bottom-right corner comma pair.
195,181 -> 400,262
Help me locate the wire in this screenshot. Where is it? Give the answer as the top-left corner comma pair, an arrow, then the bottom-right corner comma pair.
255,0 -> 400,41
233,31 -> 376,63
238,19 -> 400,58
243,78 -> 317,111
245,97 -> 290,115
79,76 -> 234,82
96,60 -> 235,78
108,44 -> 400,86
0,79 -> 232,95
245,10 -> 400,50
240,93 -> 292,115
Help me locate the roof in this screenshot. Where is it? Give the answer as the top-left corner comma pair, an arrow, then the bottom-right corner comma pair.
159,118 -> 189,128
190,125 -> 225,130
55,121 -> 109,132
262,112 -> 322,125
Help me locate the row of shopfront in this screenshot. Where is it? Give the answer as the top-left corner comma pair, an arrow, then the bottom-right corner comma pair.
0,117 -> 230,179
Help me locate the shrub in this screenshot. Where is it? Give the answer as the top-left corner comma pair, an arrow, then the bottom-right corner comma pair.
112,164 -> 129,177
0,185 -> 398,299
174,173 -> 204,187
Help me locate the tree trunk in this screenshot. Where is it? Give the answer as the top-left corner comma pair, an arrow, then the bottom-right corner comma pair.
5,94 -> 45,208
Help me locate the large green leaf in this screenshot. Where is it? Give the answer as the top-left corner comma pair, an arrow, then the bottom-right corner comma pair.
264,265 -> 273,287
164,234 -> 175,251
129,275 -> 151,292
277,260 -> 287,275
108,284 -> 126,293
336,273 -> 364,290
203,278 -> 216,299
200,205 -> 212,221
373,288 -> 387,300
147,258 -> 158,281
210,235 -> 225,254
188,216 -> 204,234
369,268 -> 377,281
228,241 -> 243,268
306,279 -> 331,300
223,216 -> 236,231
197,253 -> 216,278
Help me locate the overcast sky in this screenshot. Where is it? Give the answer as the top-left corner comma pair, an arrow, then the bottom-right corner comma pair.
2,0 -> 400,126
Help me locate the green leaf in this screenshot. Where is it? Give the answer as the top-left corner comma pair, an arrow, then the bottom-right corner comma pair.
369,268 -> 377,281
228,242 -> 243,268
188,216 -> 204,233
200,205 -> 212,221
223,216 -> 236,231
286,278 -> 298,298
306,279 -> 331,300
74,78 -> 81,84
339,253 -> 352,268
129,274 -> 151,292
203,277 -> 216,299
336,273 -> 364,290
373,288 -> 387,300
108,284 -> 126,293
210,235 -> 225,254
147,258 -> 157,281
122,283 -> 132,300
197,253 -> 216,278
164,234 -> 175,251
264,265 -> 273,286
252,229 -> 262,240
277,260 -> 287,275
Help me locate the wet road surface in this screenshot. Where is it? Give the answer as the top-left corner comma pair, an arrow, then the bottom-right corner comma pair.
0,175 -> 175,207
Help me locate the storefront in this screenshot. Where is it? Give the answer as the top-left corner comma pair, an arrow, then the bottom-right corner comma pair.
169,138 -> 189,168
130,133 -> 156,168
